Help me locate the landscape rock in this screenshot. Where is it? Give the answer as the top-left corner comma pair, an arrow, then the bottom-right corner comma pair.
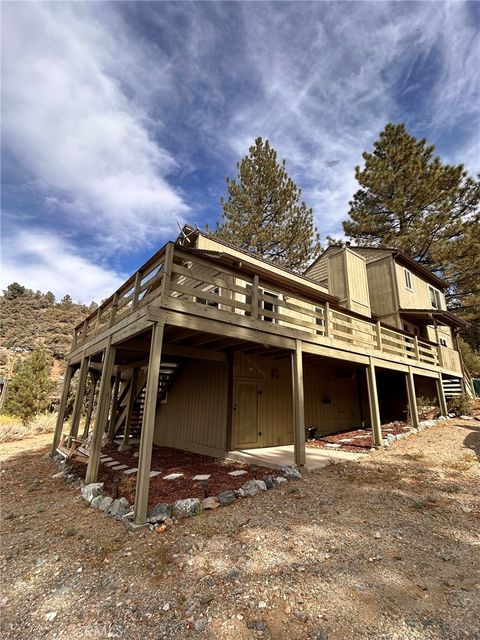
218,490 -> 236,506
254,479 -> 267,491
239,480 -> 260,497
194,619 -> 207,633
202,496 -> 220,510
108,497 -> 130,520
460,415 -> 471,420
275,476 -> 288,485
263,474 -> 275,489
90,495 -> 104,509
147,503 -> 172,523
281,465 -> 302,480
98,496 -> 114,512
173,498 -> 201,518
81,483 -> 104,504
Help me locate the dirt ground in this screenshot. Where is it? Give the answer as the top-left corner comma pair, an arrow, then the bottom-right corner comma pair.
1,420 -> 479,640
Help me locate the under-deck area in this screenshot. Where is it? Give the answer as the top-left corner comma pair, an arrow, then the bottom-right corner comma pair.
52,240 -> 456,525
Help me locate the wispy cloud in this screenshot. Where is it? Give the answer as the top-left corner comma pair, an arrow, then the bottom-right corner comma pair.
2,3 -> 189,251
1,228 -> 124,304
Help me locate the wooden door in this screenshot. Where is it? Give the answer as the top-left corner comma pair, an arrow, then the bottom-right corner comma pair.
232,380 -> 260,448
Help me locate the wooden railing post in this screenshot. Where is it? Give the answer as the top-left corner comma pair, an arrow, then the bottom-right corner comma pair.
251,275 -> 259,320
132,271 -> 142,311
324,302 -> 330,337
413,336 -> 420,360
107,371 -> 121,440
376,321 -> 382,351
109,292 -> 119,327
160,244 -> 174,304
82,319 -> 88,344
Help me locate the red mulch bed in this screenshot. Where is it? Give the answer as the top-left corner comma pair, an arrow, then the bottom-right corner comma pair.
73,443 -> 279,510
307,410 -> 440,453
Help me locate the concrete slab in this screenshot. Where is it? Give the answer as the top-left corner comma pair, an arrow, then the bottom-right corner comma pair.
106,461 -> 120,467
149,471 -> 161,478
111,464 -> 128,471
228,470 -> 248,477
163,473 -> 183,480
101,457 -> 114,463
192,474 -> 211,481
124,468 -> 138,475
227,444 -> 365,471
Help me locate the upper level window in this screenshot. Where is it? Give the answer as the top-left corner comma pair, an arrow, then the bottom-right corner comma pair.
260,289 -> 278,323
404,269 -> 413,291
429,285 -> 441,310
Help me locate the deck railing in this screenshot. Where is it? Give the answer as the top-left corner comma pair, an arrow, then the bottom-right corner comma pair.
72,244 -> 452,370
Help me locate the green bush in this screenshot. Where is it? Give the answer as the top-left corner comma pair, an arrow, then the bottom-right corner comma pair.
447,393 -> 470,416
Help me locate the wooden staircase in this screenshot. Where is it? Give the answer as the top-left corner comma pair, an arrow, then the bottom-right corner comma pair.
114,361 -> 180,442
442,376 -> 463,398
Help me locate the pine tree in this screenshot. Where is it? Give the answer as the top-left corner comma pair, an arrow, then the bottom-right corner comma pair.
3,346 -> 54,425
343,123 -> 480,314
211,137 -> 321,271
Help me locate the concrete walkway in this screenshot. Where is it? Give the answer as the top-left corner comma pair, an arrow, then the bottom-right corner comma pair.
227,444 -> 365,471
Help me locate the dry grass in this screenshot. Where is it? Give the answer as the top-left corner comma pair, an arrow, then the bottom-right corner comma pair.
0,413 -> 57,443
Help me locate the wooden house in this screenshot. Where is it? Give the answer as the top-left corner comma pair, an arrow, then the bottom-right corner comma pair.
52,226 -> 469,525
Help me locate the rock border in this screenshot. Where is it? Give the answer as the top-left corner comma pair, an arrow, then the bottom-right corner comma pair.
51,457 -> 302,531
381,416 -> 447,448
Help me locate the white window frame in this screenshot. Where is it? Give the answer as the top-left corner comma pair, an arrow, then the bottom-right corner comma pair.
404,268 -> 413,292
429,285 -> 441,310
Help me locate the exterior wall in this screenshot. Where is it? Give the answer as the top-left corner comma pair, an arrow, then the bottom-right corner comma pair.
304,361 -> 362,435
344,249 -> 371,317
232,353 -> 293,447
327,251 -> 348,303
154,359 -> 229,456
365,256 -> 399,325
394,261 -> 446,311
426,324 -> 453,348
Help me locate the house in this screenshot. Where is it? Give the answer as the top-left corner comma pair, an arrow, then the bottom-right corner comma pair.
52,225 -> 469,525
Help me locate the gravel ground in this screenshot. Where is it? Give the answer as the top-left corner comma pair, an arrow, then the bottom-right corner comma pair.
1,420 -> 479,640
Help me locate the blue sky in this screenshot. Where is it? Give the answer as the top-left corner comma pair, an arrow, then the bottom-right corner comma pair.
1,1 -> 479,303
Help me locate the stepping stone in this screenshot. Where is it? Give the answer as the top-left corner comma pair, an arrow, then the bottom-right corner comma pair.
228,470 -> 248,477
106,461 -> 120,467
163,473 -> 183,481
338,438 -> 353,443
102,457 -> 114,463
149,471 -> 161,478
100,454 -> 109,459
192,474 -> 211,481
124,468 -> 138,475
325,443 -> 341,449
111,464 -> 128,471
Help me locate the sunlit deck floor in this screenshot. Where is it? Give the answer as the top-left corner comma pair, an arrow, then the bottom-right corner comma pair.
227,444 -> 365,471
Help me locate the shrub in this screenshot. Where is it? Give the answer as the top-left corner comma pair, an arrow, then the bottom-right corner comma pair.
447,393 -> 470,416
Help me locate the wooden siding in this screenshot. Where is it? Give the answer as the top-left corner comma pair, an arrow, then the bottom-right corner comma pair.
395,261 -> 446,310
365,256 -> 398,323
154,359 -> 228,456
350,248 -> 392,263
327,251 -> 348,302
344,249 -> 371,317
304,361 -> 362,434
233,353 -> 294,447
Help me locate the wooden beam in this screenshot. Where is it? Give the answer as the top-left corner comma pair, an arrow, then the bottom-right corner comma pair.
225,353 -> 234,451
82,372 -> 98,438
251,274 -> 259,320
291,340 -> 306,468
51,363 -> 75,455
134,321 -> 165,525
406,367 -> 419,429
69,353 -> 89,439
85,338 -> 116,484
162,343 -> 227,362
121,368 -> 139,448
366,359 -> 382,448
107,371 -> 121,440
436,374 -> 448,416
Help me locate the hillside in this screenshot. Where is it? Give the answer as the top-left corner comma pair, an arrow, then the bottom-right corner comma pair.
0,283 -> 97,379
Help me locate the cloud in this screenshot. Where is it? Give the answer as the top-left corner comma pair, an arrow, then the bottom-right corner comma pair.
1,3 -> 189,250
1,229 -> 125,304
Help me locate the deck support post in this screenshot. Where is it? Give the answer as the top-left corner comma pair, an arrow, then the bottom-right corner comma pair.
134,320 -> 165,525
51,363 -> 75,456
406,367 -> 419,429
366,359 -> 382,448
120,368 -> 139,450
107,371 -> 121,441
291,339 -> 306,469
82,372 -> 98,438
436,374 -> 448,416
69,353 -> 89,440
85,339 -> 116,485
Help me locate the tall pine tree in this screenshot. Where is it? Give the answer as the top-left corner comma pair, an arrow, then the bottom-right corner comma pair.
3,346 -> 54,425
211,137 -> 321,271
343,123 -> 480,315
